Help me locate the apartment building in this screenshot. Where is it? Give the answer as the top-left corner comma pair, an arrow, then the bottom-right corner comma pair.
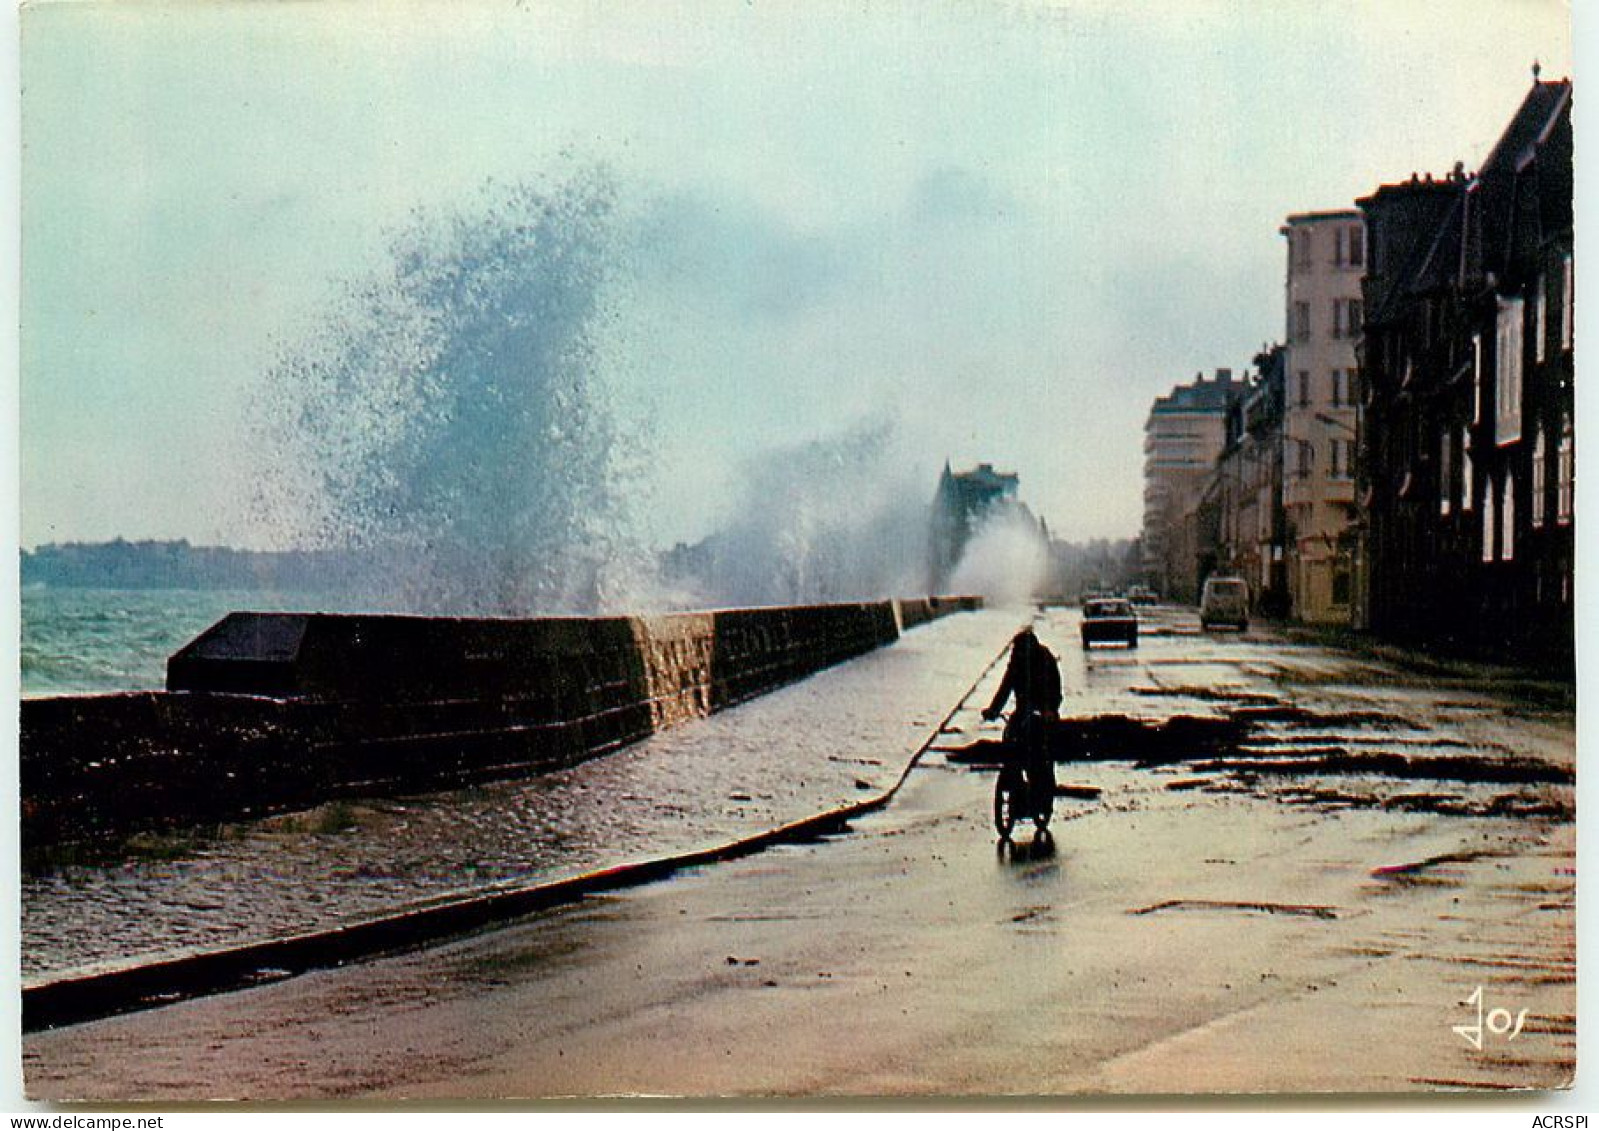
1280,210 -> 1366,623
1211,346 -> 1290,616
1358,76 -> 1573,667
1141,370 -> 1241,601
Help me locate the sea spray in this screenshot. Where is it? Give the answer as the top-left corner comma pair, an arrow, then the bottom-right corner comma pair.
251,169 -> 656,614
665,421 -> 933,608
948,506 -> 1051,607
246,167 -> 1020,616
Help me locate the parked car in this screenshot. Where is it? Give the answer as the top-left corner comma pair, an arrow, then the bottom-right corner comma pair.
1081,597 -> 1138,648
1128,585 -> 1159,606
1199,576 -> 1250,631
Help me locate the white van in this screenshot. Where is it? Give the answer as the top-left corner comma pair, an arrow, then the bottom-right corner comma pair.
1199,576 -> 1249,631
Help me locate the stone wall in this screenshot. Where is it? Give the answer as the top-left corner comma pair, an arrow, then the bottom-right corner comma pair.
23,597 -> 980,846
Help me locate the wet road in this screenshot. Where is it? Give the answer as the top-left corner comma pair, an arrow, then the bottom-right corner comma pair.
22,609 -> 1019,981
23,606 -> 1576,1098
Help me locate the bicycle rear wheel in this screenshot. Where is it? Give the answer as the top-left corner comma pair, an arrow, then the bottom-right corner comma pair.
994,767 -> 1020,840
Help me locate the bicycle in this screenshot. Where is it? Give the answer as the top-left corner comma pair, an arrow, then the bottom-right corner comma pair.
987,710 -> 1054,841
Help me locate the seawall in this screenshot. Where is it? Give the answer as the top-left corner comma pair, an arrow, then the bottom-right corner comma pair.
22,597 -> 980,846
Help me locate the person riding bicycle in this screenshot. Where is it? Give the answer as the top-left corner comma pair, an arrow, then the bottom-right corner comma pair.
980,627 -> 1061,813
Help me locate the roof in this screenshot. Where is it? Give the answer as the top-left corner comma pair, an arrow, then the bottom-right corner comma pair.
1357,175 -> 1465,325
1468,78 -> 1572,278
1477,79 -> 1571,179
1280,208 -> 1361,230
938,462 -> 1019,507
949,462 -> 1018,492
1149,376 -> 1240,417
1363,78 -> 1571,322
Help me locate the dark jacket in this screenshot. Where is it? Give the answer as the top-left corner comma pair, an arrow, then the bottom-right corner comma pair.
986,635 -> 1062,719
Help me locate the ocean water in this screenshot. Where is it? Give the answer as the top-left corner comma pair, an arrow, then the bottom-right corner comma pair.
19,587 -> 393,697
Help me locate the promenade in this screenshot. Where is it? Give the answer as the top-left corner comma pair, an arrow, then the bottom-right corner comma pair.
24,607 -> 1575,1099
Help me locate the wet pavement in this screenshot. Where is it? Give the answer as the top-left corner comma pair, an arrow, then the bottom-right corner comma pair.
22,609 -> 1020,982
22,605 -> 1576,1098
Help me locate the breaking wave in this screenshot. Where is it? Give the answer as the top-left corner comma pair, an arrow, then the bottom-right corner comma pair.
252,169 -> 655,614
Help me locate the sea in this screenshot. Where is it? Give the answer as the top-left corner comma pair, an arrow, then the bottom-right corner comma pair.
20,586 -> 392,697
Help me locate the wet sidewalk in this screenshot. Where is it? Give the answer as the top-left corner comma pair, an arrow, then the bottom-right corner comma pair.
23,608 -> 1021,982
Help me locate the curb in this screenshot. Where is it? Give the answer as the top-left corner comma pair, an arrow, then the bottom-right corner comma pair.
23,636 -> 1010,1035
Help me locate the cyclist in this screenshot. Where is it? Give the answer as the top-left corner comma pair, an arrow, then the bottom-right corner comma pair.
980,627 -> 1061,817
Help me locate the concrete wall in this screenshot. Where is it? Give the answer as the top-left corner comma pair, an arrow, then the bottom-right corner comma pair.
23,597 -> 980,846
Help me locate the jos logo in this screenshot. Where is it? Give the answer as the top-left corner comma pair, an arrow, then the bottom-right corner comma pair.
1453,985 -> 1528,1050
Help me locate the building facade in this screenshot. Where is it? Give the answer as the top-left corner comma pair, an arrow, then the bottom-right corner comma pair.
1280,210 -> 1367,624
1358,77 -> 1573,668
1141,370 -> 1241,601
928,461 -> 1022,592
1211,347 -> 1290,617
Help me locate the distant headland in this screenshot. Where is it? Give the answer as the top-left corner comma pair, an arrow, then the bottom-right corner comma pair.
20,539 -> 360,591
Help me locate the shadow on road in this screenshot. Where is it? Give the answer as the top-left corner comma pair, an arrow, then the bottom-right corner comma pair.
996,829 -> 1056,864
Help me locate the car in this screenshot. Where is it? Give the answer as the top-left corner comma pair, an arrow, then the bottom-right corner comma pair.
1199,575 -> 1250,631
1128,585 -> 1159,606
1081,597 -> 1138,648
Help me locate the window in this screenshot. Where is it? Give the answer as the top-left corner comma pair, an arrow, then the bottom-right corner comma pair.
1296,440 -> 1314,478
1440,431 -> 1453,516
1482,484 -> 1497,563
1332,298 -> 1362,339
1298,371 -> 1311,407
1330,439 -> 1353,479
1333,225 -> 1366,269
1535,277 -> 1547,364
1562,254 -> 1574,351
1532,429 -> 1547,528
1330,369 -> 1357,407
1472,332 -> 1484,424
1558,414 -> 1574,524
1293,302 -> 1311,342
1496,297 -> 1524,446
1294,229 -> 1312,271
1503,473 -> 1515,561
1462,428 -> 1475,511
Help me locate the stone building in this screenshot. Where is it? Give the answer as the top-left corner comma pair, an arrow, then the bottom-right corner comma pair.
1280,209 -> 1367,624
928,461 -> 1023,592
1212,346 -> 1290,617
1141,370 -> 1241,601
1357,75 -> 1573,667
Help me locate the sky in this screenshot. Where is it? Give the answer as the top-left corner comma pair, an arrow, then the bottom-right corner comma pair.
16,0 -> 1576,552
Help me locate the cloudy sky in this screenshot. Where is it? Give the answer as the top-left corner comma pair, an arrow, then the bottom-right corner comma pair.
18,0 -> 1575,551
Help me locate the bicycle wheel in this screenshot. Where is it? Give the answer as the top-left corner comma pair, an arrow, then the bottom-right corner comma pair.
993,768 -> 1019,840
1026,760 -> 1054,832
